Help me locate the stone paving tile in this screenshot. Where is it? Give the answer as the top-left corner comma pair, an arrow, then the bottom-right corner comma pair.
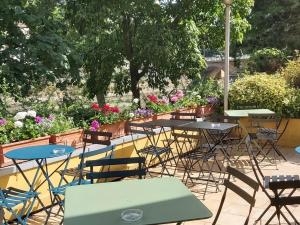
25,147 -> 300,225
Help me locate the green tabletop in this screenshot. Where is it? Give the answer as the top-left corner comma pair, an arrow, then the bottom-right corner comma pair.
64,177 -> 212,225
224,109 -> 275,117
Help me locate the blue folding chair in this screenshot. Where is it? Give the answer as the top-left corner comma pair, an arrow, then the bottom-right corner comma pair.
0,187 -> 38,225
49,131 -> 115,218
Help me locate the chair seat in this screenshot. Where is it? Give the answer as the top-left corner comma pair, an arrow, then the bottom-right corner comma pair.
257,128 -> 278,140
139,146 -> 171,155
58,168 -> 90,177
51,179 -> 91,195
0,188 -> 38,208
264,175 -> 300,189
184,150 -> 215,161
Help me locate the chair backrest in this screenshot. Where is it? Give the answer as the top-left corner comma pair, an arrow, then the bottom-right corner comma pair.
170,112 -> 197,121
85,157 -> 146,184
82,130 -> 112,146
212,166 -> 259,225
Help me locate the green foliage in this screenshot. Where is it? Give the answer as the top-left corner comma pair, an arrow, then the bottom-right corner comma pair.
187,78 -> 222,99
0,0 -> 82,99
47,114 -> 75,135
65,0 -> 253,101
243,0 -> 300,52
281,60 -> 300,88
248,48 -> 287,74
229,73 -> 293,115
146,102 -> 173,114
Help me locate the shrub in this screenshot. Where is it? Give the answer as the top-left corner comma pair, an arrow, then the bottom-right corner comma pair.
229,73 -> 293,115
248,48 -> 287,74
281,60 -> 300,88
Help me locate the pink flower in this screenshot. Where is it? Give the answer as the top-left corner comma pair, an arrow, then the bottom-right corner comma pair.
170,96 -> 178,103
89,127 -> 97,131
48,115 -> 55,121
161,96 -> 169,104
35,116 -> 43,124
90,120 -> 100,130
0,118 -> 6,126
176,90 -> 184,98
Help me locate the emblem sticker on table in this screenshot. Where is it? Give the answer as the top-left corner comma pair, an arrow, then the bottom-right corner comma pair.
121,209 -> 143,223
52,148 -> 66,155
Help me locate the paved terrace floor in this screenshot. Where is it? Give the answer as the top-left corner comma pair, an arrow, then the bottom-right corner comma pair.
22,147 -> 300,225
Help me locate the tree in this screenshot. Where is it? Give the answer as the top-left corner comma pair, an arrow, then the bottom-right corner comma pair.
65,0 -> 253,102
0,0 -> 81,100
243,0 -> 300,52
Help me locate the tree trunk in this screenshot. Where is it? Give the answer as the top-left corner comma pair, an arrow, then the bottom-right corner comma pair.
96,91 -> 106,105
130,63 -> 141,104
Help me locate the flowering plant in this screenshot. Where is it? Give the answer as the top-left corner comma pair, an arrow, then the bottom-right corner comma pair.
145,94 -> 173,113
0,110 -> 48,144
90,103 -> 124,126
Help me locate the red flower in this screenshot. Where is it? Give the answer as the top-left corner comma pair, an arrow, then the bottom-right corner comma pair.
91,103 -> 100,110
111,106 -> 120,113
102,104 -> 111,111
148,95 -> 158,103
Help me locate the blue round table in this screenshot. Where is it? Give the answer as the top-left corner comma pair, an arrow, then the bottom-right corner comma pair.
5,145 -> 75,213
295,146 -> 300,154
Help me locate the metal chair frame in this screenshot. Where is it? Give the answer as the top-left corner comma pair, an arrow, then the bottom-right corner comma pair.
212,167 -> 259,225
245,135 -> 300,225
0,187 -> 38,225
128,122 -> 174,176
86,157 -> 146,183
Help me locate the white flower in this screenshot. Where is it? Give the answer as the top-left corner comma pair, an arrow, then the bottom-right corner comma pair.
133,98 -> 139,104
14,121 -> 24,128
14,112 -> 27,121
129,112 -> 135,118
196,95 -> 202,99
27,110 -> 37,118
192,91 -> 198,96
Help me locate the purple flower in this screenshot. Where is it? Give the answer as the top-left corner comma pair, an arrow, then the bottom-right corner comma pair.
206,96 -> 219,105
0,118 -> 7,126
89,127 -> 97,131
134,108 -> 153,117
35,116 -> 43,124
90,120 -> 100,130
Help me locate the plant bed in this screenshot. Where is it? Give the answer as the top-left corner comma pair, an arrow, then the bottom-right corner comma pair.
153,112 -> 173,120
0,135 -> 50,166
49,129 -> 83,148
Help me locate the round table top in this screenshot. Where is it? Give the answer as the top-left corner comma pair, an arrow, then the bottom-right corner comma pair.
296,146 -> 300,154
5,145 -> 74,160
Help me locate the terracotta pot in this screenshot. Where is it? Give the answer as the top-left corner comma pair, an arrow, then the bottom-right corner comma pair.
0,135 -> 50,166
49,129 -> 83,148
195,105 -> 214,118
99,121 -> 126,139
153,112 -> 172,120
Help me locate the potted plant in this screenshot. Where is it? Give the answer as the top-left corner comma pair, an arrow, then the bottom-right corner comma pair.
145,94 -> 174,120
48,114 -> 83,147
0,111 -> 50,166
88,103 -> 126,139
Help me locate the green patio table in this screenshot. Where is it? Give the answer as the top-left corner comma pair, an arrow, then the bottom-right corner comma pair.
64,177 -> 213,225
224,108 -> 275,117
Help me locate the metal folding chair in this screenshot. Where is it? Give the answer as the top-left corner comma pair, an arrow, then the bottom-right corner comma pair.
0,187 -> 38,225
212,167 -> 259,225
245,135 -> 300,225
172,128 -> 221,199
50,131 -> 115,220
57,130 -> 113,181
128,122 -> 173,176
248,114 -> 289,165
86,157 -> 146,183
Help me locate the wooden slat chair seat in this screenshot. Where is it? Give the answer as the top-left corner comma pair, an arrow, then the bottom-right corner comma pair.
86,157 -> 146,184
212,167 -> 259,225
0,187 -> 38,225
